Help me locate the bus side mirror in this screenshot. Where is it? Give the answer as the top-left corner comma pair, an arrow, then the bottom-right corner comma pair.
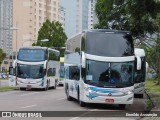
9,67 -> 13,75
137,56 -> 141,70
12,60 -> 16,68
82,52 -> 85,68
146,62 -> 149,73
44,60 -> 47,69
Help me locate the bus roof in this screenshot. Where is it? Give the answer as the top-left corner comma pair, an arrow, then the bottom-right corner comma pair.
60,57 -> 64,62
87,29 -> 130,34
20,46 -> 48,50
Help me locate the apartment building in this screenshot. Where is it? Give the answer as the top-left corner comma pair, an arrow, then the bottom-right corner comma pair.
0,0 -> 13,55
76,0 -> 89,33
0,0 -> 13,72
59,6 -> 66,31
88,0 -> 98,30
13,0 -> 60,52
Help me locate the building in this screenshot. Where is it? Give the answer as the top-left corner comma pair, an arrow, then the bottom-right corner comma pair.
59,6 -> 66,31
88,0 -> 98,30
61,0 -> 98,38
0,0 -> 13,55
13,0 -> 60,52
76,0 -> 89,33
0,0 -> 13,72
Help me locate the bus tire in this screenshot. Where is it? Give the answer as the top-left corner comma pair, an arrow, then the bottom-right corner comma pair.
119,104 -> 126,109
66,87 -> 72,101
53,80 -> 57,89
45,80 -> 49,91
53,83 -> 56,89
78,88 -> 86,107
20,87 -> 26,91
139,94 -> 143,98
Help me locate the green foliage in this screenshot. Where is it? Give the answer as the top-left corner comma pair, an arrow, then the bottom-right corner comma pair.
0,48 -> 6,64
33,19 -> 67,56
95,0 -> 160,84
95,0 -> 160,37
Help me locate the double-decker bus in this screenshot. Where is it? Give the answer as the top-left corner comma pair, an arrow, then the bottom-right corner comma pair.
9,46 -> 60,90
134,48 -> 148,98
64,29 -> 135,109
59,57 -> 65,86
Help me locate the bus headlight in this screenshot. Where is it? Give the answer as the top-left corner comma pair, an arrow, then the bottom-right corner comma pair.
87,88 -> 95,93
125,90 -> 133,95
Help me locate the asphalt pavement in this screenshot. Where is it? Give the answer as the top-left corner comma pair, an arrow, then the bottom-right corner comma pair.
0,85 -> 149,120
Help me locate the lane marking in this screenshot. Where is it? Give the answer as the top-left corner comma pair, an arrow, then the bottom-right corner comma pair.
19,92 -> 39,96
20,105 -> 37,109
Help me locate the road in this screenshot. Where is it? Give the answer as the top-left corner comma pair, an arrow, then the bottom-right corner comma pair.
0,86 -> 148,120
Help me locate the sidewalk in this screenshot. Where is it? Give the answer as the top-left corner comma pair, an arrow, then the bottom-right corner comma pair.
140,91 -> 160,120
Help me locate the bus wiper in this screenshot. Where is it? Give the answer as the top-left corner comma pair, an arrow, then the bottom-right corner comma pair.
85,80 -> 98,86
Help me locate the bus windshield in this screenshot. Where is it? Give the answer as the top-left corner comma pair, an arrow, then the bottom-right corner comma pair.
17,64 -> 45,79
85,59 -> 134,88
135,57 -> 146,83
18,49 -> 46,62
85,32 -> 134,57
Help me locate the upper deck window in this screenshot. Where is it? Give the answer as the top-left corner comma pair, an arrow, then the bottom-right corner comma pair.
18,49 -> 46,62
85,32 -> 134,57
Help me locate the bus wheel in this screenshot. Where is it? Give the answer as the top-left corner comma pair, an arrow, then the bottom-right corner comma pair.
139,94 -> 143,98
45,80 -> 49,91
20,87 -> 26,91
78,89 -> 86,107
66,88 -> 72,101
119,104 -> 126,109
53,80 -> 57,89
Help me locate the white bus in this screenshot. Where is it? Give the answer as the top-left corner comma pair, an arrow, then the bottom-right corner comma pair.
9,46 -> 60,90
59,57 -> 65,86
134,48 -> 148,98
64,29 -> 136,109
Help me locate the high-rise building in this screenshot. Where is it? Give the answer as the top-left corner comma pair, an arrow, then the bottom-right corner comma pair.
76,0 -> 89,33
13,0 -> 60,52
0,0 -> 13,72
59,6 -> 66,31
88,0 -> 98,30
0,0 -> 13,55
60,0 -> 98,38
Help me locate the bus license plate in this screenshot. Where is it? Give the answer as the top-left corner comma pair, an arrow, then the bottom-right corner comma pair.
27,85 -> 31,88
105,99 -> 114,103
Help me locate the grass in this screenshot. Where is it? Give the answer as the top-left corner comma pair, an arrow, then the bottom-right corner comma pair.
0,78 -> 8,80
145,78 -> 160,92
0,86 -> 17,91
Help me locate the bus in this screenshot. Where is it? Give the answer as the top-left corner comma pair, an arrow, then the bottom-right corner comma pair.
9,46 -> 60,90
134,48 -> 148,98
64,29 -> 136,109
59,57 -> 65,86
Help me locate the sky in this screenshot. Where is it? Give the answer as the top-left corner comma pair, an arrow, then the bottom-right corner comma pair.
60,0 -> 77,38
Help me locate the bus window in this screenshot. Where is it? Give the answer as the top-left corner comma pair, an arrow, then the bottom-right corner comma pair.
47,68 -> 56,76
69,66 -> 80,80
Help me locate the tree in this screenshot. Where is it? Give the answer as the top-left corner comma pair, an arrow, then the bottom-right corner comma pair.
95,0 -> 160,84
0,48 -> 6,72
33,19 -> 67,56
95,0 -> 160,38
